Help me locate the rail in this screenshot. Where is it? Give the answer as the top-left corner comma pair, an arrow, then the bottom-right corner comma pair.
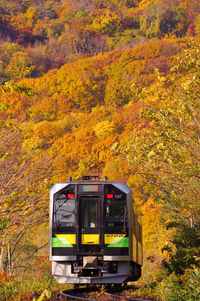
59,287 -> 154,301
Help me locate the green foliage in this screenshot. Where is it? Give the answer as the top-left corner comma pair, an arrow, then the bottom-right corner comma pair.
139,4 -> 161,38
195,14 -> 200,35
139,3 -> 186,38
75,9 -> 88,19
6,52 -> 35,79
157,267 -> 200,301
0,219 -> 9,231
1,81 -> 36,96
95,0 -> 124,11
0,257 -> 68,301
171,6 -> 184,24
162,223 -> 200,275
0,278 -> 20,301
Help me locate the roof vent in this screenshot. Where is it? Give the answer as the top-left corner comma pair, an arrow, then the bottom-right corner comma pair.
82,175 -> 100,180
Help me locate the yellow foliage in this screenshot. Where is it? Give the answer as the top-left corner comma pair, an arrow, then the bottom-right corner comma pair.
10,6 -> 38,31
22,121 -> 58,151
94,120 -> 115,139
29,97 -> 58,121
141,198 -> 171,259
139,0 -> 154,9
90,9 -> 121,35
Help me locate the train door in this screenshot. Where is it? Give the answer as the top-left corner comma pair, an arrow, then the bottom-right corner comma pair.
78,196 -> 101,254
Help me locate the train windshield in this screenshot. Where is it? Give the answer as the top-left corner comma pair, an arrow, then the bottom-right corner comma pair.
105,199 -> 127,227
53,192 -> 75,231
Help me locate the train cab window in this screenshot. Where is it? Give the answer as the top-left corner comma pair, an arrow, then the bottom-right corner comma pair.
53,194 -> 75,231
105,199 -> 127,227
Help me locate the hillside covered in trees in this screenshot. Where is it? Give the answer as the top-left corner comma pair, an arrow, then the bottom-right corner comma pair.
0,0 -> 200,300
1,0 -> 200,82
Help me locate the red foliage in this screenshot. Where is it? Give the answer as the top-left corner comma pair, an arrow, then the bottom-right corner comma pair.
16,26 -> 35,46
188,24 -> 195,37
121,16 -> 139,30
3,22 -> 18,41
0,271 -> 9,282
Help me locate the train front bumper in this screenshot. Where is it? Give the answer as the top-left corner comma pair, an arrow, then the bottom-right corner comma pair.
53,274 -> 128,284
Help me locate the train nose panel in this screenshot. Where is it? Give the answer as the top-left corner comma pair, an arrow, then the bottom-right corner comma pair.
82,234 -> 100,245
83,256 -> 98,267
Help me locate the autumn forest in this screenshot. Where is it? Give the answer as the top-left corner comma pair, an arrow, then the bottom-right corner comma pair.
0,0 -> 200,300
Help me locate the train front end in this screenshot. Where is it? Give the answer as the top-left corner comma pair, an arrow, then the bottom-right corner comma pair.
49,178 -> 142,284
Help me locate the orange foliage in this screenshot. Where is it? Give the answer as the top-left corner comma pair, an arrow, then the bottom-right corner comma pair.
1,36 -> 198,281
0,92 -> 29,118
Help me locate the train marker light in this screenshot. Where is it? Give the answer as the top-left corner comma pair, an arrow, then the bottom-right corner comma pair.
68,193 -> 74,199
107,194 -> 113,199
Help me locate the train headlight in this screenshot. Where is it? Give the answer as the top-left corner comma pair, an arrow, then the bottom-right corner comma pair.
102,261 -> 109,273
72,262 -> 79,273
111,262 -> 117,273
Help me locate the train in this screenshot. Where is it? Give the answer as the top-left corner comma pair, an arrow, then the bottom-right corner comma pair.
49,176 -> 143,284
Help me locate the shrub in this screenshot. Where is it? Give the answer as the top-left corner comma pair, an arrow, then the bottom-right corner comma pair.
0,277 -> 20,301
157,266 -> 200,301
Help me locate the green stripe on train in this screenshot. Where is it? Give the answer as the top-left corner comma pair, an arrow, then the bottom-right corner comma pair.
52,237 -> 73,248
107,237 -> 129,247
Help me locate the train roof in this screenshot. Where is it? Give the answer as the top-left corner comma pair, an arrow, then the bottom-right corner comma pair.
55,180 -> 121,184
50,179 -> 131,195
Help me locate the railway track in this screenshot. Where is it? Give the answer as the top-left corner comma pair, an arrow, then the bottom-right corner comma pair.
27,285 -> 154,301
57,287 -> 154,301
